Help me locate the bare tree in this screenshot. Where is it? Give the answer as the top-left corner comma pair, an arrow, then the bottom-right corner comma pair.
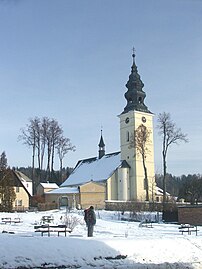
157,112 -> 188,207
56,136 -> 76,182
30,117 -> 41,171
130,124 -> 151,201
18,119 -> 37,191
40,117 -> 50,171
49,119 -> 63,174
19,116 -> 75,187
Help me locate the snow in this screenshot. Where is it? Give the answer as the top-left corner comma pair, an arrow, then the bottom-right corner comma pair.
46,186 -> 79,194
40,183 -> 59,189
0,209 -> 202,268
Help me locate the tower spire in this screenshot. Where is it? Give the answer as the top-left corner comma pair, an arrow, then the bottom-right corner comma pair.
122,49 -> 151,114
98,128 -> 105,159
132,47 -> 135,64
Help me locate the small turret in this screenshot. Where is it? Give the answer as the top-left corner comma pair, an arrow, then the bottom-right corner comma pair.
98,129 -> 105,159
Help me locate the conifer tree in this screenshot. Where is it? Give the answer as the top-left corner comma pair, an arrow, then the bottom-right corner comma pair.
0,169 -> 16,212
0,151 -> 8,170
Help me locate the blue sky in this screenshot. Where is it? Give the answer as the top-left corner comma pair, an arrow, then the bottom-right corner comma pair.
0,0 -> 201,176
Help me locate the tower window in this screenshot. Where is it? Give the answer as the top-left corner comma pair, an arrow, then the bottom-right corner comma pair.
138,97 -> 142,103
126,131 -> 130,142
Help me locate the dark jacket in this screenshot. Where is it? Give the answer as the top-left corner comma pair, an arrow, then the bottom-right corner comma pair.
84,208 -> 96,226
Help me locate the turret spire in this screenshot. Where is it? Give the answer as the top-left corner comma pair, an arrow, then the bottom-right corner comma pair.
123,50 -> 151,114
98,128 -> 105,159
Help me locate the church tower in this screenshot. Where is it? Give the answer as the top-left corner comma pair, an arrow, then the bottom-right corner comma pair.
119,51 -> 155,201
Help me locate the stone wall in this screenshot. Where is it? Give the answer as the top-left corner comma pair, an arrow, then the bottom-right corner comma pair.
178,205 -> 202,225
105,200 -> 164,212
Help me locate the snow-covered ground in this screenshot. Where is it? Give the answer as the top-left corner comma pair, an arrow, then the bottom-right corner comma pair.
0,208 -> 202,269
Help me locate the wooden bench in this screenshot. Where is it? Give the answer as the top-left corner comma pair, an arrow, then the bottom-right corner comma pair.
179,224 -> 199,236
40,215 -> 54,224
2,217 -> 12,224
2,217 -> 22,224
34,224 -> 71,237
139,220 -> 154,228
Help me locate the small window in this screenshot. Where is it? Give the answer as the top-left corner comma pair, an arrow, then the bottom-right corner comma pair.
16,186 -> 20,193
15,200 -> 22,206
138,97 -> 142,103
126,131 -> 130,142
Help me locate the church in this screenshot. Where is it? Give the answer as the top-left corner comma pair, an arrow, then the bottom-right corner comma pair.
45,52 -> 156,209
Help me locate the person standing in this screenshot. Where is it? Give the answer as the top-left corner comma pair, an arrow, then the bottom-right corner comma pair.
84,206 -> 96,237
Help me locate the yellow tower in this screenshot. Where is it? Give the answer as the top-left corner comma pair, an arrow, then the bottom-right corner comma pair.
119,52 -> 155,201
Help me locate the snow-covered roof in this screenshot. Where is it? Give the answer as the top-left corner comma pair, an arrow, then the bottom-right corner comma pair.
61,152 -> 122,187
40,183 -> 59,189
14,171 -> 33,196
15,171 -> 32,182
46,187 -> 79,194
155,186 -> 170,196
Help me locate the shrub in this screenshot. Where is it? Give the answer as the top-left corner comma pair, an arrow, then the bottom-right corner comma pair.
61,214 -> 82,231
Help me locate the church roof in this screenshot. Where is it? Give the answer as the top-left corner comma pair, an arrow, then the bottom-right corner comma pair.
61,151 -> 123,187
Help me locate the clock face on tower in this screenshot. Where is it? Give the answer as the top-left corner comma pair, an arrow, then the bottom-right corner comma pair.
125,117 -> 129,124
142,116 -> 146,123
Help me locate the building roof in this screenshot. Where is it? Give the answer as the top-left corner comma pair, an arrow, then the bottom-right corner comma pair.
13,170 -> 32,196
61,151 -> 124,187
14,171 -> 32,182
40,182 -> 59,189
123,51 -> 151,114
155,186 -> 170,196
46,187 -> 79,194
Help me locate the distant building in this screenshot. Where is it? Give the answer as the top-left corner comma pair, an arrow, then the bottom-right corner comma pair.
36,182 -> 59,196
47,52 -> 156,209
13,170 -> 33,211
155,186 -> 172,203
0,170 -> 32,211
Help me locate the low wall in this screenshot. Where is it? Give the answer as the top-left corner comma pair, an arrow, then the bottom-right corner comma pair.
105,200 -> 164,212
178,205 -> 202,225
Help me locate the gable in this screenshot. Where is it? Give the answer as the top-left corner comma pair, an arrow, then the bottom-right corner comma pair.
0,170 -> 31,197
80,181 -> 105,193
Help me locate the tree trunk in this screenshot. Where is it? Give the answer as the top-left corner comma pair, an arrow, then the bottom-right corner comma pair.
142,155 -> 149,201
32,144 -> 36,194
163,151 -> 167,208
51,142 -> 55,172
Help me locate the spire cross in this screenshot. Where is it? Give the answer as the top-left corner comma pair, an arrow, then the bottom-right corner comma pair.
132,47 -> 136,63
